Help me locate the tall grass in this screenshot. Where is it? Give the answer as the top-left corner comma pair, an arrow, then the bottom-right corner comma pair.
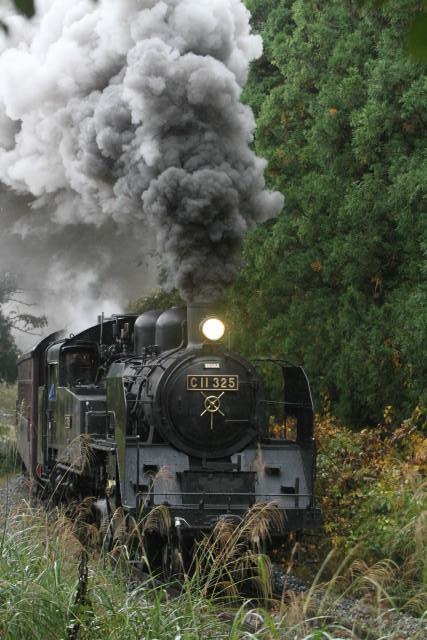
0,437 -> 19,478
0,383 -> 16,416
0,505 -> 236,640
1,501 -> 425,640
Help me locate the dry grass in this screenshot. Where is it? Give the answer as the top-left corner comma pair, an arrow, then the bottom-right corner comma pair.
189,502 -> 284,600
1,495 -> 426,639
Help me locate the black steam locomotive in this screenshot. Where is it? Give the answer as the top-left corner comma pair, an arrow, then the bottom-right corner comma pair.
16,304 -> 321,568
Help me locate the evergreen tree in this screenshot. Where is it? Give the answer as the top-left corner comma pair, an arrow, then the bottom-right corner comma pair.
231,0 -> 426,424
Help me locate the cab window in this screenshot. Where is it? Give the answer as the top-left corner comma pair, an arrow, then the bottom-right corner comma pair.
63,349 -> 96,386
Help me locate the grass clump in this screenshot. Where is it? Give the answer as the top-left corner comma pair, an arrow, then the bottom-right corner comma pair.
0,435 -> 19,478
0,506 -> 81,639
0,383 -> 19,478
0,383 -> 16,416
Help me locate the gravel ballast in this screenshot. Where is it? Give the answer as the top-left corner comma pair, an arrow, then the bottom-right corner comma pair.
273,564 -> 427,639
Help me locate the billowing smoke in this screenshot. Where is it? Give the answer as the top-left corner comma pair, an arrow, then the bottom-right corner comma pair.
0,0 -> 283,319
0,187 -> 157,347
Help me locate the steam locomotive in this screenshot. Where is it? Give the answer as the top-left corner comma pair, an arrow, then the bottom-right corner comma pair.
16,304 -> 321,569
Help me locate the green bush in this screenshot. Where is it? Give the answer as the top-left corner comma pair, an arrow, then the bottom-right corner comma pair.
316,406 -> 427,610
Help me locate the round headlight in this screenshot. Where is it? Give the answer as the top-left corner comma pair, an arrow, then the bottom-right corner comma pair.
200,317 -> 225,341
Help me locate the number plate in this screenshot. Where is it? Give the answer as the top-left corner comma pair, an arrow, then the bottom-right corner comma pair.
187,375 -> 239,391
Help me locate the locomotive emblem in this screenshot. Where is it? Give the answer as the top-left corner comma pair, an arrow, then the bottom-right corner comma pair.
200,392 -> 225,430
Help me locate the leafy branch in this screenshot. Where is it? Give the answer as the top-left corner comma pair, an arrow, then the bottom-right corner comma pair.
8,311 -> 47,335
0,272 -> 47,336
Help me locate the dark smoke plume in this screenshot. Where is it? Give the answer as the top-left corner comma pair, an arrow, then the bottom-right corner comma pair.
0,0 -> 283,313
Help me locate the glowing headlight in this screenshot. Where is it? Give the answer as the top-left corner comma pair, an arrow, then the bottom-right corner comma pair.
200,317 -> 225,341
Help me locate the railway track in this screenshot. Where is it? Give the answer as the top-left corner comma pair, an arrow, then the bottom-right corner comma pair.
125,559 -> 426,640
127,561 -> 269,634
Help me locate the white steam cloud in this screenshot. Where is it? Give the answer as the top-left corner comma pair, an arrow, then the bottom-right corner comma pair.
0,187 -> 157,347
0,0 -> 283,333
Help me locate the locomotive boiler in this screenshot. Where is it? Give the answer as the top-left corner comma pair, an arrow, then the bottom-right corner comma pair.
16,303 -> 321,568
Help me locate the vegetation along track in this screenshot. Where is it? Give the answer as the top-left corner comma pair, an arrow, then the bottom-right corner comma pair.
0,475 -> 425,639
88,491 -> 425,640
125,559 -> 427,639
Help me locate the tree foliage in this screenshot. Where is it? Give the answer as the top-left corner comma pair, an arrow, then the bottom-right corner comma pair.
0,273 -> 47,383
0,275 -> 19,383
128,289 -> 184,315
230,0 -> 427,424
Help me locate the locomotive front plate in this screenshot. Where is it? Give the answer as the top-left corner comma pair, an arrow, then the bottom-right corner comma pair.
187,375 -> 239,391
